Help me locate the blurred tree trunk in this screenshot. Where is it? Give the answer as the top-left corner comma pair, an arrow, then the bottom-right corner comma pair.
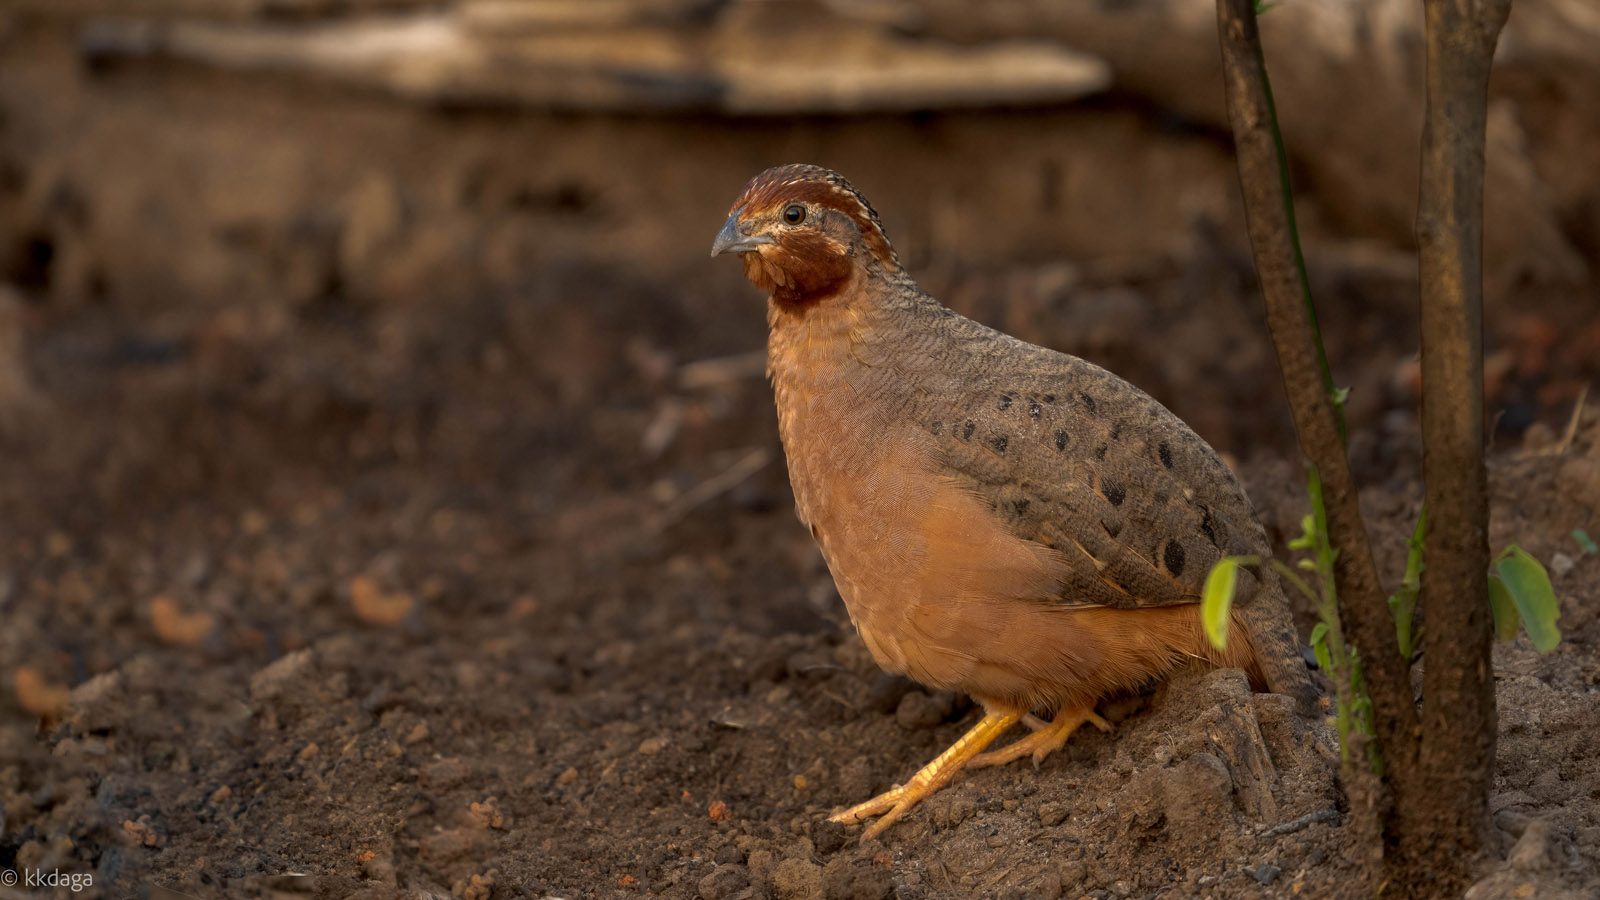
1409,0 -> 1510,891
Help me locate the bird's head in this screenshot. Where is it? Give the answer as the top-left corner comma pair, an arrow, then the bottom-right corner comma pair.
710,164 -> 901,306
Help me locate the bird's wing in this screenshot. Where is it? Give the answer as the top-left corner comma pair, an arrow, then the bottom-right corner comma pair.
918,338 -> 1267,611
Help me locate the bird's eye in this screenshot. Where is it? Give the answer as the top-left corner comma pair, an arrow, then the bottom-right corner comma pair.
783,204 -> 806,225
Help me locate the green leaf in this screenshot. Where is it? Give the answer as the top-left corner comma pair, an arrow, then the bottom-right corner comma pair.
1487,576 -> 1520,641
1496,547 -> 1561,652
1288,514 -> 1316,551
1309,622 -> 1331,672
1574,529 -> 1598,555
1202,556 -> 1255,650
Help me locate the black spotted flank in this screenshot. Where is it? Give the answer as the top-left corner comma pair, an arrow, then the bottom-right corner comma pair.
962,421 -> 976,441
1027,398 -> 1042,419
1102,516 -> 1123,538
1102,480 -> 1125,507
930,421 -> 943,435
1042,394 -> 1056,404
997,394 -> 1013,411
1199,508 -> 1219,547
1054,431 -> 1069,452
1078,392 -> 1097,415
1158,441 -> 1174,469
1093,443 -> 1108,461
1163,540 -> 1186,577
992,435 -> 1009,455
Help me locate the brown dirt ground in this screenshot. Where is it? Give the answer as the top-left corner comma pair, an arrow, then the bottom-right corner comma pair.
2,20 -> 1599,900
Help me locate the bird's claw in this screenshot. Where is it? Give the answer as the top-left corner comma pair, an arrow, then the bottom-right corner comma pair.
969,706 -> 1111,771
828,784 -> 902,825
829,785 -> 919,842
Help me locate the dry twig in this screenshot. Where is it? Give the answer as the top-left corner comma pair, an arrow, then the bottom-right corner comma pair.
646,447 -> 773,535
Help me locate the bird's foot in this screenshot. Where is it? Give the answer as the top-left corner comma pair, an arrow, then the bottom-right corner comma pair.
966,705 -> 1111,770
829,710 -> 1021,842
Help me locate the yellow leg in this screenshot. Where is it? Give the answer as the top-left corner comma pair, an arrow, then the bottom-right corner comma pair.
829,710 -> 1021,841
966,705 -> 1111,770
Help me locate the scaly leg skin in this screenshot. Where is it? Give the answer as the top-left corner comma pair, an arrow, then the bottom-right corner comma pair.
830,710 -> 1021,842
966,705 -> 1111,770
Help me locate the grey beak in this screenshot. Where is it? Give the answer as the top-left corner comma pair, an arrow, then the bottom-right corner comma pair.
710,208 -> 772,257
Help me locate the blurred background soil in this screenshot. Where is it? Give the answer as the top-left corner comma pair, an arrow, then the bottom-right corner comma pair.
0,2 -> 1597,898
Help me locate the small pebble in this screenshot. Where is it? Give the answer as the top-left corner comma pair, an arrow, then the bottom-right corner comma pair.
420,757 -> 470,788
931,796 -> 976,829
248,649 -> 314,702
772,857 -> 821,900
1549,553 -> 1574,578
420,828 -> 480,862
1058,861 -> 1086,886
1509,818 -> 1550,871
468,798 -> 506,830
809,819 -> 848,854
895,691 -> 955,730
697,863 -> 750,900
714,845 -> 745,865
13,666 -> 70,717
747,849 -> 776,884
866,673 -> 915,713
822,856 -> 892,900
1038,801 -> 1069,827
1251,864 -> 1282,886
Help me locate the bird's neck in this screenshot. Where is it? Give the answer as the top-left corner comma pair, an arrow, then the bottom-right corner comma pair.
763,266 -> 945,399
765,286 -> 872,408
764,273 -> 900,382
